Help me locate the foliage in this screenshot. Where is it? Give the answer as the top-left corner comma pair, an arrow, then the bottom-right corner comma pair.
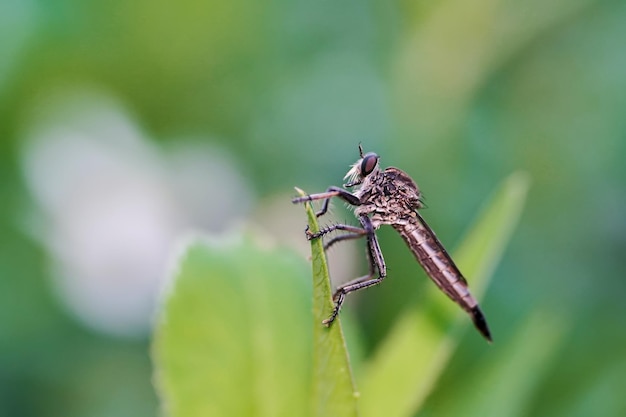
153,172 -> 529,416
3,0 -> 626,416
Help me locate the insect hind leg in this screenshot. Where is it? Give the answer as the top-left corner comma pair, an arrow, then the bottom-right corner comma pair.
322,271 -> 374,326
323,215 -> 387,326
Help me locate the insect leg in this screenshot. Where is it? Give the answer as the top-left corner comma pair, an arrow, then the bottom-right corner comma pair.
292,186 -> 360,217
323,232 -> 367,252
323,215 -> 387,326
307,223 -> 368,251
305,223 -> 367,240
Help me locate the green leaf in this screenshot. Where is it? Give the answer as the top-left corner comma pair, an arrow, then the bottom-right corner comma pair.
358,171 -> 531,417
552,359 -> 626,417
152,235 -> 312,417
425,311 -> 566,417
297,188 -> 360,417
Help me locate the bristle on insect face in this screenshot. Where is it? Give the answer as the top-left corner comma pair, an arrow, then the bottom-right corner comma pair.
343,159 -> 362,186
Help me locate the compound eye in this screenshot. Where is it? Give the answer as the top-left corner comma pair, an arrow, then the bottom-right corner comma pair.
360,152 -> 379,176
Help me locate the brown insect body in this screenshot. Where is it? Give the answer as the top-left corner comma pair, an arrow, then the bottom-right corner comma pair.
293,147 -> 492,342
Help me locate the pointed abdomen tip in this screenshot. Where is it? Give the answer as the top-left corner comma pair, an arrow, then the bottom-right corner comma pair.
471,306 -> 493,343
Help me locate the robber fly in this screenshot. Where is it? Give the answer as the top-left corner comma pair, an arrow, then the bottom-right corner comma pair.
292,145 -> 492,342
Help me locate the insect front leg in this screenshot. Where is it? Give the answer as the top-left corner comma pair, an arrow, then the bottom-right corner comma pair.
292,186 -> 360,217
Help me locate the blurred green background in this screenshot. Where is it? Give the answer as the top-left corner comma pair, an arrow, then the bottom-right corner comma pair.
1,0 -> 625,416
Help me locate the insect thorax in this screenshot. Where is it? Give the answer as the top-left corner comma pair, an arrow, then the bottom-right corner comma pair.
353,167 -> 423,221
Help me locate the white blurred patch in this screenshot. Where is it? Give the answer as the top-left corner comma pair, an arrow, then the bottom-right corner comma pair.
20,88 -> 252,338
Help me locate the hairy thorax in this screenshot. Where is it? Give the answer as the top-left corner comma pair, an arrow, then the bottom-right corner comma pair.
354,167 -> 424,227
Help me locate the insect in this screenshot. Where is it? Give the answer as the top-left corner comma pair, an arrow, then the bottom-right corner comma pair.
292,145 -> 492,342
